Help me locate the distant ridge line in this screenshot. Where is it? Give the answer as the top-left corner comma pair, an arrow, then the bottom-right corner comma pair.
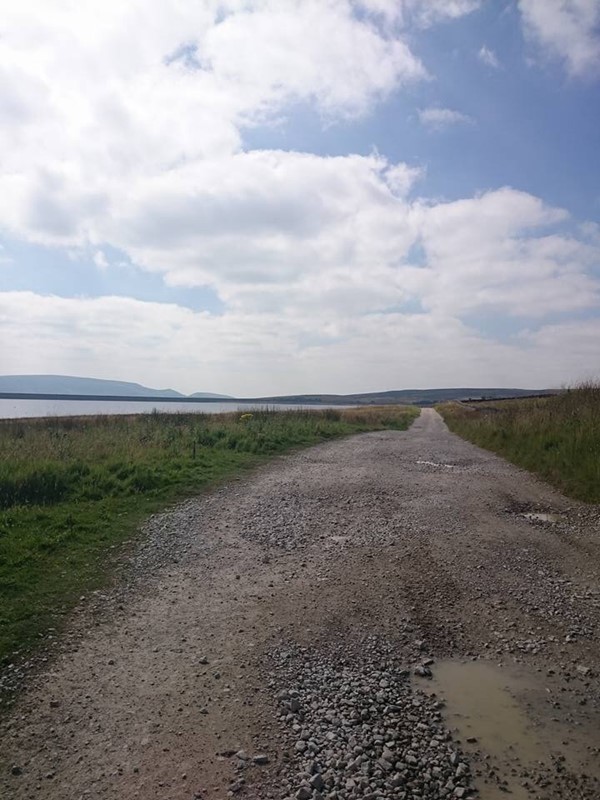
0,393 -> 241,404
0,388 -> 554,406
463,392 -> 556,403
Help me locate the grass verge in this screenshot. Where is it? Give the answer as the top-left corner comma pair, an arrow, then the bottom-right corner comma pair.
0,406 -> 418,666
438,384 -> 600,503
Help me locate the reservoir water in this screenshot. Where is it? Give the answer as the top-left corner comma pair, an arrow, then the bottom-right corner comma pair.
0,398 -> 347,420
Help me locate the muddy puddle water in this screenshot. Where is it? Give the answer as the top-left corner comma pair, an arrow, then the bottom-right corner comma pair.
521,511 -> 560,524
422,661 -> 598,800
422,660 -> 585,800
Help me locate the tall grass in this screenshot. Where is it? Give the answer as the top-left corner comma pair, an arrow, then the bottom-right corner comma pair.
0,406 -> 418,670
438,384 -> 600,502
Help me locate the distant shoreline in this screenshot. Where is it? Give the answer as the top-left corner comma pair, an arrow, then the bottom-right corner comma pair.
0,391 -> 554,407
0,392 -> 351,406
0,392 -> 259,404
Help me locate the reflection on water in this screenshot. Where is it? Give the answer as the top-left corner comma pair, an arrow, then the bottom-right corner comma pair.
521,511 -> 560,524
0,399 -> 348,420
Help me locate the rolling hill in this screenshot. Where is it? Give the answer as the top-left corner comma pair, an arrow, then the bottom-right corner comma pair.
244,388 -> 553,406
0,375 -> 184,398
0,376 -> 551,405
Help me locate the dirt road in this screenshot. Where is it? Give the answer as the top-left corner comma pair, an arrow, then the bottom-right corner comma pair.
1,409 -> 599,800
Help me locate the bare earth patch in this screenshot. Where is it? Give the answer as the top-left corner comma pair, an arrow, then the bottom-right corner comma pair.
1,409 -> 599,799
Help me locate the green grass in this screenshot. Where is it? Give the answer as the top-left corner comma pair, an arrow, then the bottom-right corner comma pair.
0,406 -> 418,667
438,384 -> 600,503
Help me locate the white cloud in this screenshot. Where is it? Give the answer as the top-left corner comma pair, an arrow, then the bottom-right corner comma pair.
2,181 -> 599,393
93,250 -> 109,270
355,0 -> 405,22
94,151 -> 420,312
0,0 -> 425,189
384,163 -> 424,196
418,107 -> 474,129
202,2 -> 425,119
415,188 -> 599,317
356,0 -> 481,26
404,0 -> 481,27
0,1 -> 427,252
518,0 -> 600,77
0,291 -> 598,395
0,1 -> 598,393
478,45 -> 500,68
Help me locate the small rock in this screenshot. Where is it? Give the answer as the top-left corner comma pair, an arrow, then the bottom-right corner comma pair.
310,773 -> 325,791
414,665 -> 432,678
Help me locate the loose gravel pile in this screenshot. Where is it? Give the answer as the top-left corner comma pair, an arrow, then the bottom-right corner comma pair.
264,642 -> 474,800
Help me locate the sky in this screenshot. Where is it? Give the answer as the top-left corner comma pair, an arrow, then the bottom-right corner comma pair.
0,0 -> 599,396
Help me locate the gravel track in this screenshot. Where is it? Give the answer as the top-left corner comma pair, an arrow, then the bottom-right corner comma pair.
1,409 -> 599,800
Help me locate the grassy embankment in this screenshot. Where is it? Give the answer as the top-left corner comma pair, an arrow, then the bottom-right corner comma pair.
0,406 -> 418,666
438,384 -> 600,503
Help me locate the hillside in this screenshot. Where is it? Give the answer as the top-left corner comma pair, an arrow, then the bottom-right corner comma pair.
0,375 -> 184,398
245,388 -> 552,406
189,392 -> 234,399
0,377 -> 551,405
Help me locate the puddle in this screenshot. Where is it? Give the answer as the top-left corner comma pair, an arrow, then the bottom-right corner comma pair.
521,511 -> 560,524
423,659 -> 600,799
416,460 -> 456,469
423,661 -> 545,800
505,499 -> 561,524
328,535 -> 348,545
427,660 -> 546,757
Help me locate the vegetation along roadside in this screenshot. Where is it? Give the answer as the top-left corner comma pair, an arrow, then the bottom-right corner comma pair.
0,406 -> 418,671
438,383 -> 600,504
